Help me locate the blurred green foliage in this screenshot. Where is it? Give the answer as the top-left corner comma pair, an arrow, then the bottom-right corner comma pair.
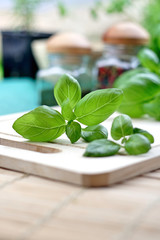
13,0 -> 67,30
106,0 -> 131,13
90,0 -> 160,58
142,0 -> 160,58
13,0 -> 46,30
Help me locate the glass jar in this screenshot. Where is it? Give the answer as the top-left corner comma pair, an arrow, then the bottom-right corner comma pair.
94,21 -> 149,89
38,53 -> 91,90
37,53 -> 92,105
95,44 -> 140,89
36,32 -> 92,106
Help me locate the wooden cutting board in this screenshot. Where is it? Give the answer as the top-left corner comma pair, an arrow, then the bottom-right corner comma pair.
0,110 -> 160,187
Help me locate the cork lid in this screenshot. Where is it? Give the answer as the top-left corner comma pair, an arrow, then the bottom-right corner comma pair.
102,22 -> 149,45
46,32 -> 92,55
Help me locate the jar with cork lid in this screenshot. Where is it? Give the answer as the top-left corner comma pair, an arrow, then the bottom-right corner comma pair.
95,22 -> 149,89
37,32 -> 92,105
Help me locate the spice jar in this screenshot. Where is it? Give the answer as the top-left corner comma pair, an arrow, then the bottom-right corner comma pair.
95,22 -> 149,89
37,32 -> 92,105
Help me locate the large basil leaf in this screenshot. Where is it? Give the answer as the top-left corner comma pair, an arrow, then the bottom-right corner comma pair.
117,73 -> 160,117
54,74 -> 81,109
111,114 -> 133,140
143,95 -> 160,120
81,124 -> 108,142
120,73 -> 160,103
113,68 -> 149,88
66,121 -> 81,143
118,103 -> 144,118
138,48 -> 160,74
125,134 -> 151,155
84,139 -> 120,157
74,88 -> 123,126
12,106 -> 66,142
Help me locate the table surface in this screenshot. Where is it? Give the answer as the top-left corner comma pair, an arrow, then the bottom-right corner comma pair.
0,113 -> 160,240
0,168 -> 160,240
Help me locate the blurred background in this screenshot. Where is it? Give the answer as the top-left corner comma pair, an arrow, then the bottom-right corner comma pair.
0,0 -> 160,115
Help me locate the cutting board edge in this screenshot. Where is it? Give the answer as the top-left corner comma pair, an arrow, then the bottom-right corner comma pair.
0,154 -> 160,187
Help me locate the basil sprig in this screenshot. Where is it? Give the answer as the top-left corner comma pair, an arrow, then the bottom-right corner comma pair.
13,75 -> 153,157
13,74 -> 123,144
84,114 -> 154,157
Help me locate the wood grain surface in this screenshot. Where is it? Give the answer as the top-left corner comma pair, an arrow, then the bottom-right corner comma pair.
0,168 -> 160,240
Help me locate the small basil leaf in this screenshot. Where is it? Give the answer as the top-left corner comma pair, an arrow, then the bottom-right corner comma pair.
143,95 -> 160,121
84,139 -> 120,157
74,88 -> 123,126
66,121 -> 81,143
81,125 -> 108,142
111,114 -> 133,140
12,106 -> 66,142
61,99 -> 76,121
125,134 -> 151,155
138,48 -> 159,73
54,74 -> 81,109
133,128 -> 154,144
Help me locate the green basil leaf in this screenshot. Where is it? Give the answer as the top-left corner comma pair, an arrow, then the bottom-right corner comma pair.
12,106 -> 66,142
111,114 -> 133,140
138,48 -> 160,73
66,121 -> 81,143
61,99 -> 76,121
120,73 -> 160,103
133,128 -> 154,144
81,125 -> 108,142
54,74 -> 81,109
125,134 -> 151,155
74,88 -> 123,126
117,73 -> 160,117
118,103 -> 144,118
143,95 -> 160,120
113,68 -> 149,88
84,139 -> 120,157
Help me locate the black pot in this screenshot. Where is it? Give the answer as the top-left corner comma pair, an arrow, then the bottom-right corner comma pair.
1,31 -> 53,79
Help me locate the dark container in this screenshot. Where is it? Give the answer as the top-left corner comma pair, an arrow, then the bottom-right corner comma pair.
1,31 -> 53,79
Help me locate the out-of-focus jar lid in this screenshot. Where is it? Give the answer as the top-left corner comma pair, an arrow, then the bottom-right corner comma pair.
102,21 -> 150,45
46,32 -> 92,55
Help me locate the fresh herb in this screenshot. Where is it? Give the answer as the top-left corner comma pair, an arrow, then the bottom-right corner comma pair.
114,53 -> 160,119
54,74 -> 81,109
125,134 -> 151,155
133,128 -> 154,144
113,68 -> 150,89
61,99 -> 76,121
66,121 -> 81,144
84,139 -> 120,157
13,75 -> 153,157
138,48 -> 160,75
12,106 -> 66,142
74,88 -> 123,126
13,74 -> 123,143
111,114 -> 133,140
81,125 -> 108,142
84,114 -> 154,157
143,95 -> 160,121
